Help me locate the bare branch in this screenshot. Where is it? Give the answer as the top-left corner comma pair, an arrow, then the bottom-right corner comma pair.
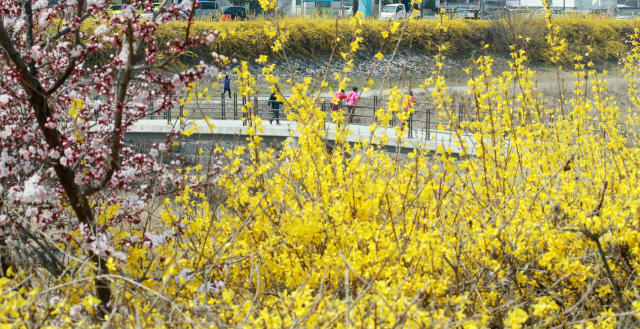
36,12 -> 92,48
45,0 -> 85,95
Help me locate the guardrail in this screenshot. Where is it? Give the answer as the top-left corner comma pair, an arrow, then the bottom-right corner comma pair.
96,94 -> 635,143
138,93 -> 474,141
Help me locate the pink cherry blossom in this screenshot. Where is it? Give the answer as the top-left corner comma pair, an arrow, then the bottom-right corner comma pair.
0,0 -> 232,314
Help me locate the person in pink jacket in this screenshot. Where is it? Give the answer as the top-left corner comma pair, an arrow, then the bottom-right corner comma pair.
399,90 -> 416,128
346,87 -> 359,123
331,90 -> 347,112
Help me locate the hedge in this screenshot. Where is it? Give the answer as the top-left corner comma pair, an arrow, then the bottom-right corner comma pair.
84,17 -> 634,65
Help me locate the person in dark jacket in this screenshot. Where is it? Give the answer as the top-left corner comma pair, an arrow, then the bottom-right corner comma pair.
268,92 -> 282,125
223,75 -> 231,97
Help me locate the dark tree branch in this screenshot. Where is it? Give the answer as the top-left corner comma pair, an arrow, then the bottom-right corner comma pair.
86,0 -> 197,195
0,3 -> 113,315
25,0 -> 36,76
36,12 -> 92,48
16,231 -> 59,276
45,0 -> 85,95
45,57 -> 77,95
14,221 -> 65,277
582,228 -> 628,311
131,53 -> 179,71
580,181 -> 628,311
0,2 -> 95,228
588,180 -> 608,218
133,0 -> 197,71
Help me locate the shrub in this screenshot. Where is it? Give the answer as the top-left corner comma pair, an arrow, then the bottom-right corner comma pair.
3,5 -> 640,329
84,16 -> 631,66
489,13 -> 547,58
169,18 -> 490,59
161,18 -> 629,64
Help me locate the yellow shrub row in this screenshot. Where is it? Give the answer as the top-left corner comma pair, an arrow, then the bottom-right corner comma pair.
180,17 -> 489,59
186,17 -> 632,63
85,17 -> 633,65
545,18 -> 633,63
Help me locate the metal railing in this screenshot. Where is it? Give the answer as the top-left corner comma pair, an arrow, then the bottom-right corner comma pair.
146,93 -> 475,140
134,93 -> 635,143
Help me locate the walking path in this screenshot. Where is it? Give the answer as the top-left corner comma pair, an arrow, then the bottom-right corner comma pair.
127,119 -> 477,156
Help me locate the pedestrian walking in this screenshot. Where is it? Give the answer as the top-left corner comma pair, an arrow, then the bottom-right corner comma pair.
399,90 -> 416,128
268,92 -> 282,125
331,90 -> 347,112
346,87 -> 359,124
223,75 -> 231,97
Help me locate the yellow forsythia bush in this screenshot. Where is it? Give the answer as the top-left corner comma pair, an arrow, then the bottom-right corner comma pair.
542,17 -> 633,63
83,16 -> 632,65
6,11 -> 640,329
183,17 -> 632,63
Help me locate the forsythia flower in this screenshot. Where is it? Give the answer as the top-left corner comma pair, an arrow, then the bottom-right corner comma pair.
505,307 -> 528,329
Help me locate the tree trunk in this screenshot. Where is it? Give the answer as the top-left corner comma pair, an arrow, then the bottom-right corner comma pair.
0,2 -> 112,318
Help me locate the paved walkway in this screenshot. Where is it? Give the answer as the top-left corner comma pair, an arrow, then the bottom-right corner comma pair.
128,119 -> 477,156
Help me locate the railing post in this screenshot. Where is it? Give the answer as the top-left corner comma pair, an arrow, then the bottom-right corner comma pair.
426,108 -> 431,140
254,96 -> 258,125
390,108 -> 394,126
409,111 -> 413,138
458,103 -> 463,127
234,92 -> 237,120
148,101 -> 154,120
166,105 -> 171,124
373,95 -> 377,122
221,93 -> 226,120
242,96 -> 246,126
94,95 -> 99,120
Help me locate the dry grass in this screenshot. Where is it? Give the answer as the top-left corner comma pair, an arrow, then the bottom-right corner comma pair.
530,65 -> 631,109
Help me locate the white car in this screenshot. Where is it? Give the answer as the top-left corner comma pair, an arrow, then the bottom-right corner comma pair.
379,4 -> 406,20
340,6 -> 353,17
617,11 -> 637,20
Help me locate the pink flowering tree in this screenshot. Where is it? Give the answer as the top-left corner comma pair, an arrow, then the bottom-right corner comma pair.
0,0 -> 227,314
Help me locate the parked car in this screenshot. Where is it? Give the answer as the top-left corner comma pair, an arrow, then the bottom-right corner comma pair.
340,6 -> 353,17
482,10 -> 497,19
434,5 -> 453,14
379,4 -> 406,20
108,4 -> 123,14
220,6 -> 248,20
195,1 -> 221,20
533,8 -> 567,18
108,3 -> 162,20
507,7 -> 530,15
451,6 -> 464,19
616,11 -> 636,20
140,3 -> 163,20
456,6 -> 479,19
483,7 -> 508,19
